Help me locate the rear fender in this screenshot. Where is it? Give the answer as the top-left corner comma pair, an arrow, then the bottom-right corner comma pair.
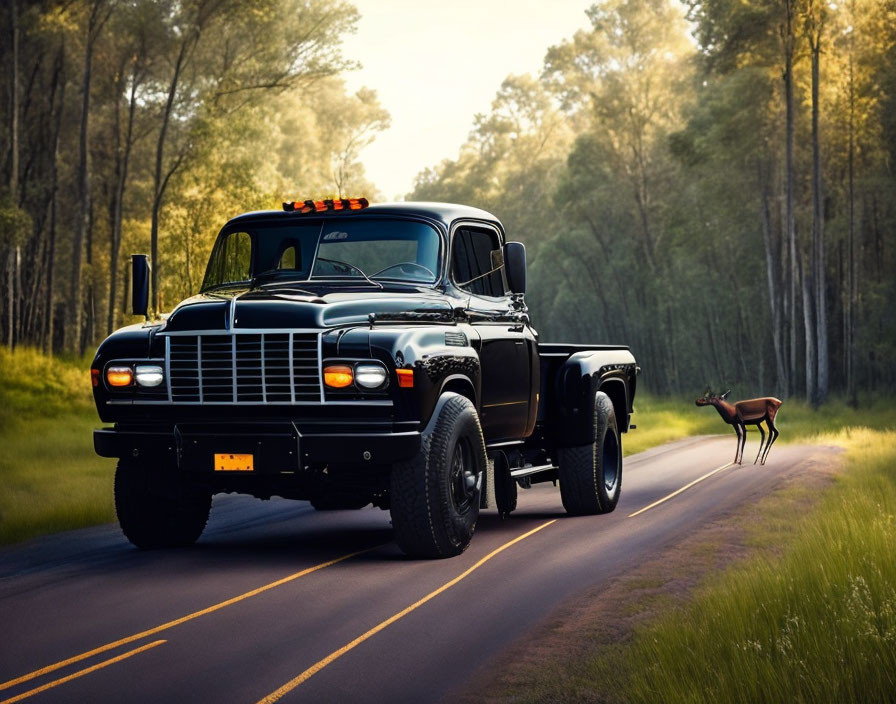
552,353 -> 629,447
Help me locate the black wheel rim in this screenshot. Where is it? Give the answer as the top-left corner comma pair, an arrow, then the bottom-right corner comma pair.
449,436 -> 477,513
602,430 -> 620,493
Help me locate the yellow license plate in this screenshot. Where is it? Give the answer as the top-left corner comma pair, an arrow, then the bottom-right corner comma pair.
214,453 -> 254,471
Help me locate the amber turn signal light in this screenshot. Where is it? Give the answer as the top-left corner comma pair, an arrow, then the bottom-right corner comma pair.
395,368 -> 414,388
323,364 -> 354,388
91,369 -> 100,387
106,366 -> 134,387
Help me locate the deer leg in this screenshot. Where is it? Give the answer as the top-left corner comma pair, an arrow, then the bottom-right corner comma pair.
761,417 -> 779,465
733,423 -> 746,464
753,422 -> 766,465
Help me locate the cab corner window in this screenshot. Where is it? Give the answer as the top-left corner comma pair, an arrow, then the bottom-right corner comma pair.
202,231 -> 252,290
278,244 -> 298,270
452,227 -> 505,297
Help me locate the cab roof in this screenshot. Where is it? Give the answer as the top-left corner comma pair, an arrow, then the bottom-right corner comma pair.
224,201 -> 504,233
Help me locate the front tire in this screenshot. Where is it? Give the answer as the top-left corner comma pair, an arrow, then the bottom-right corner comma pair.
114,459 -> 211,549
390,393 -> 486,558
558,391 -> 622,516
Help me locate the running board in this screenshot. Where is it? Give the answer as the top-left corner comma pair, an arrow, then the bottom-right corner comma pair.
510,463 -> 557,479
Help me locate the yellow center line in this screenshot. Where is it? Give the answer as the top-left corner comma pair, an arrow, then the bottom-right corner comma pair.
0,546 -> 380,693
627,462 -> 734,518
256,519 -> 558,704
0,640 -> 167,704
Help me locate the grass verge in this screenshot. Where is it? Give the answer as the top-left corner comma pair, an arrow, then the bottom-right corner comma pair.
0,347 -> 115,545
614,428 -> 896,703
483,426 -> 896,703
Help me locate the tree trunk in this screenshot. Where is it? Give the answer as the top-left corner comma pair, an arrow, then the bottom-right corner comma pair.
14,245 -> 22,347
847,25 -> 857,406
107,61 -> 141,335
44,44 -> 65,356
782,0 -> 798,398
799,245 -> 817,401
7,0 -> 20,348
5,255 -> 12,347
809,17 -> 828,405
9,0 -> 19,200
759,159 -> 787,393
82,201 -> 95,355
151,35 -> 193,314
68,1 -> 106,352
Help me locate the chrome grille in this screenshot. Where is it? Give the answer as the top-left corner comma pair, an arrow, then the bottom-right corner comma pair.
166,332 -> 321,403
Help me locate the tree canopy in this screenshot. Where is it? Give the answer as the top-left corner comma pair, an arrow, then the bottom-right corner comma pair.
1,0 -> 389,352
411,0 -> 896,402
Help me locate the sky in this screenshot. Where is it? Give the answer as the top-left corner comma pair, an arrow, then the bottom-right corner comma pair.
341,0 -> 593,200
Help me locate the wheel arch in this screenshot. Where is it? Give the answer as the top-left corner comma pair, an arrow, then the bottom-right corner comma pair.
598,376 -> 630,433
439,374 -> 478,409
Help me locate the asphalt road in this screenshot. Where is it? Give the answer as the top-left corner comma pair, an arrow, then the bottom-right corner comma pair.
0,436 -> 837,704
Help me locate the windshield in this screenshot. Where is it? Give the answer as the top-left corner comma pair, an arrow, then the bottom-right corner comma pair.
201,217 -> 441,291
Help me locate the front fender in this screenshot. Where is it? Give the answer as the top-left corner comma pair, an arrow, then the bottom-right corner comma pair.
368,326 -> 481,428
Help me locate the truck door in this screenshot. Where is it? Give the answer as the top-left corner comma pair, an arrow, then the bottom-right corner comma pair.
451,225 -> 531,441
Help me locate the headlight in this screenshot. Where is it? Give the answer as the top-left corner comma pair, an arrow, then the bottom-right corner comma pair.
355,364 -> 388,389
135,365 -> 164,387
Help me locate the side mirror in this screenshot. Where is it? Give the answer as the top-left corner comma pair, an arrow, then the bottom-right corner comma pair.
130,254 -> 151,318
503,241 -> 527,295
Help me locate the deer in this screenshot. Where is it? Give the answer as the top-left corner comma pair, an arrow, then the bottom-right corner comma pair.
695,388 -> 783,465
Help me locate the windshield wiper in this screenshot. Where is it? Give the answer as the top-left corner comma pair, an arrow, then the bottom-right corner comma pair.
201,281 -> 251,294
313,257 -> 383,288
249,270 -> 319,296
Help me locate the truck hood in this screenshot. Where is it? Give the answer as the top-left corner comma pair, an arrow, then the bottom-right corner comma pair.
161,288 -> 454,332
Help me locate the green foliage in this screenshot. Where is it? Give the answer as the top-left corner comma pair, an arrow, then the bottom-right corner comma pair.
0,347 -> 93,422
0,195 -> 32,250
1,0 -> 390,349
411,0 -> 896,399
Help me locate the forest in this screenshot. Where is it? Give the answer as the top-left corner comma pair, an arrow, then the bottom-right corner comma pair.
2,0 -> 895,403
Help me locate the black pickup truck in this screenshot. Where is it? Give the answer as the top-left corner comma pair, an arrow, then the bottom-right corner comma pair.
92,200 -> 638,558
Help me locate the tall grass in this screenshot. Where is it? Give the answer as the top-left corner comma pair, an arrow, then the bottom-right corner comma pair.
602,429 -> 896,703
0,347 -> 114,544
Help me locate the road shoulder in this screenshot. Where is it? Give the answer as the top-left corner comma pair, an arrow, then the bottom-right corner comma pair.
457,445 -> 844,703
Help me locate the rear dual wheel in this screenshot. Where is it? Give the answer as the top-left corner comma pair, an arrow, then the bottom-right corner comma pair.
558,391 -> 622,516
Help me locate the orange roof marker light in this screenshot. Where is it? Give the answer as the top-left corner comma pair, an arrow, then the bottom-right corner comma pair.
282,198 -> 369,214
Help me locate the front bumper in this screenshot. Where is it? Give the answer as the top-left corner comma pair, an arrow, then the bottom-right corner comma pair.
94,422 -> 421,472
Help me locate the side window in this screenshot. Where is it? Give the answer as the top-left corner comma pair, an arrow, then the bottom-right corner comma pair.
202,231 -> 252,289
452,227 -> 505,297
